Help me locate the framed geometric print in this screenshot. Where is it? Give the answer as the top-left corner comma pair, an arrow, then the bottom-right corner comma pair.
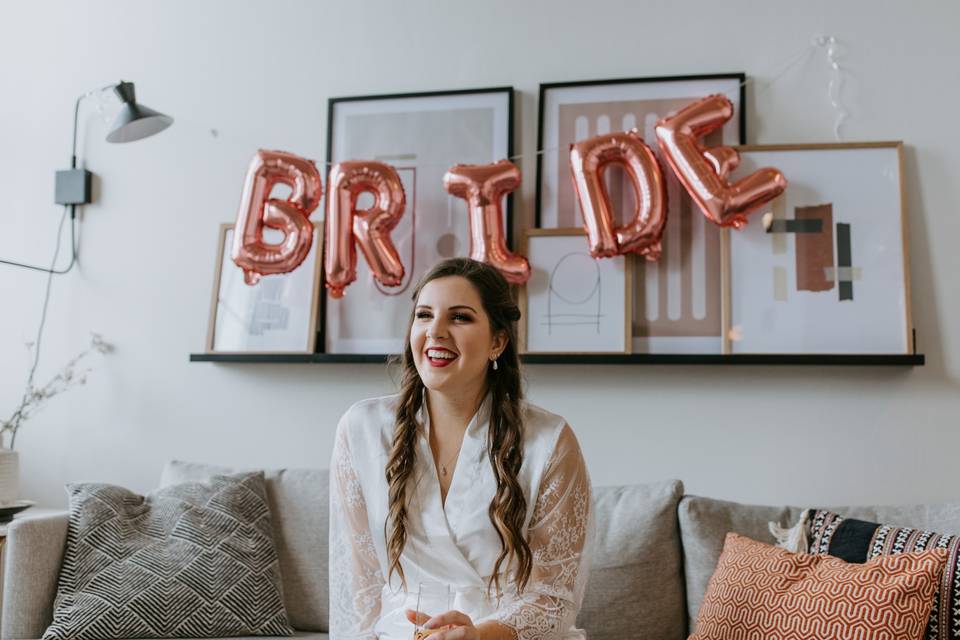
536,73 -> 745,354
324,87 -> 513,354
726,142 -> 912,354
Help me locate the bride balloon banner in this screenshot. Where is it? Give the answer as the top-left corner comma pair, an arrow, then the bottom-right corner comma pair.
232,149 -> 322,285
229,95 -> 788,285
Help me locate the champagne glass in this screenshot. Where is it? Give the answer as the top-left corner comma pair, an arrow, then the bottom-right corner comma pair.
412,581 -> 451,639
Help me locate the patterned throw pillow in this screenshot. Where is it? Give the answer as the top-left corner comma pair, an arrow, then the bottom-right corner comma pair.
807,509 -> 960,640
691,533 -> 947,640
43,472 -> 294,640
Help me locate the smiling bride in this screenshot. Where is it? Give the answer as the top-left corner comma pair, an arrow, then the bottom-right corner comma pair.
329,257 -> 594,640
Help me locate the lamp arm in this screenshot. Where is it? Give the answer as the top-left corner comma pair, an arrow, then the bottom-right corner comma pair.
71,93 -> 82,168
72,83 -> 116,168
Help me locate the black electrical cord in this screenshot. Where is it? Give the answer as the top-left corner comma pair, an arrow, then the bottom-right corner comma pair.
2,85 -> 106,449
7,205 -> 71,450
0,87 -> 98,276
0,205 -> 77,274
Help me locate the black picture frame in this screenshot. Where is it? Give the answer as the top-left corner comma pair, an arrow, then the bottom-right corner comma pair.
535,72 -> 746,228
322,86 -> 515,355
535,73 -> 746,356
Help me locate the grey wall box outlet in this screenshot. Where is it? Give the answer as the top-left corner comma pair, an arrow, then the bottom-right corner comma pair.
55,169 -> 92,205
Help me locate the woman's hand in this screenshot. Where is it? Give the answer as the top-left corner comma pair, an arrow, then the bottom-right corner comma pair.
405,609 -> 481,640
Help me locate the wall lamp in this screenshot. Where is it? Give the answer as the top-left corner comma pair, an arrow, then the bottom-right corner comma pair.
1,81 -> 173,275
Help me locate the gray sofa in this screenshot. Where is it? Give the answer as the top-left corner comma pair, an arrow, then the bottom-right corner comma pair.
4,461 -> 960,640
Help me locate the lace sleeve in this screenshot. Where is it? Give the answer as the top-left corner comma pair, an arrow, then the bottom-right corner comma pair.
494,424 -> 593,640
329,413 -> 385,639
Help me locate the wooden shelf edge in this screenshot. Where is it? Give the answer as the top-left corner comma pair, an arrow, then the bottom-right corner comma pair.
520,353 -> 925,366
189,353 -> 390,364
189,353 -> 925,366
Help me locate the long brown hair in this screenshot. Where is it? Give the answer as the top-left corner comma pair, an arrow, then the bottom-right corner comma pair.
384,257 -> 532,597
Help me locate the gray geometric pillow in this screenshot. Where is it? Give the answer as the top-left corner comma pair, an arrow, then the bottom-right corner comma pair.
43,472 -> 294,640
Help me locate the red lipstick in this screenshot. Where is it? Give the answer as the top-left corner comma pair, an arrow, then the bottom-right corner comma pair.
424,346 -> 458,368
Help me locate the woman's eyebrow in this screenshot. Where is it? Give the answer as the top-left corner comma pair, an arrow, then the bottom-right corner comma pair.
415,303 -> 477,312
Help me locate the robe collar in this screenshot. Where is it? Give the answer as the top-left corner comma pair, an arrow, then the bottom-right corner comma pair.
418,390 -> 492,455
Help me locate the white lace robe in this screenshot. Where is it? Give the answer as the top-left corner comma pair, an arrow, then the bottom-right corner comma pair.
329,394 -> 593,640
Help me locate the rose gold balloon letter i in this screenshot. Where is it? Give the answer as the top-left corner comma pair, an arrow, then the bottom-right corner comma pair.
443,160 -> 530,284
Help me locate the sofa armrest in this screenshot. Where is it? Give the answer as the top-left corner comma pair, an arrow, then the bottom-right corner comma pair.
2,513 -> 69,640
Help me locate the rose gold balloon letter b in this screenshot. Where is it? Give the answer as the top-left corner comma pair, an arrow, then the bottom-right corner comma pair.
232,149 -> 322,285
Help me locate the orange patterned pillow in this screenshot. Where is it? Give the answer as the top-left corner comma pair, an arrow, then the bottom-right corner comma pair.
691,533 -> 948,640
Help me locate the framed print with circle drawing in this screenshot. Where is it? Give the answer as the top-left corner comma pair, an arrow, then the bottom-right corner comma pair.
536,73 -> 744,354
206,222 -> 323,354
324,87 -> 514,354
520,228 -> 631,354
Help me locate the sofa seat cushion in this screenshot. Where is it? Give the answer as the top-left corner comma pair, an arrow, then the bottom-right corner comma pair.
577,480 -> 687,640
679,495 -> 960,630
160,462 -> 329,632
28,634 -> 328,640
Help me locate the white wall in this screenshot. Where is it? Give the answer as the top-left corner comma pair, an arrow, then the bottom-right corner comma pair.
1,0 -> 958,510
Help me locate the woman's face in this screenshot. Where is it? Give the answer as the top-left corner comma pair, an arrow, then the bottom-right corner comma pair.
410,276 -> 506,397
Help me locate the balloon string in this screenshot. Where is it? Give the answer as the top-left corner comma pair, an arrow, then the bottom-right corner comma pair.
177,36 -> 847,166
813,35 -> 850,141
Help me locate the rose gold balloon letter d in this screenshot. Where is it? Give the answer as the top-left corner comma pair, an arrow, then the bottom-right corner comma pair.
569,130 -> 667,260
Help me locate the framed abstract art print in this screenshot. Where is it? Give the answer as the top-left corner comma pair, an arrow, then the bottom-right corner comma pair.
324,87 -> 514,354
725,142 -> 912,355
536,73 -> 744,354
206,222 -> 323,354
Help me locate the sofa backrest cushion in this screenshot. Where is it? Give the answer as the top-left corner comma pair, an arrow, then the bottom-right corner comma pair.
678,495 -> 960,631
160,461 -> 328,632
578,480 -> 687,640
162,463 -> 686,639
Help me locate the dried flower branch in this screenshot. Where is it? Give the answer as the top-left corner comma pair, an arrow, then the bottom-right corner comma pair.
0,333 -> 113,450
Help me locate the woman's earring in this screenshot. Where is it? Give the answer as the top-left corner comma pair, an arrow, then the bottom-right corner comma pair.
492,358 -> 499,371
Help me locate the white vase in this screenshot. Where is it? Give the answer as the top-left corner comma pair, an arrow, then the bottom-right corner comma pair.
0,449 -> 19,506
